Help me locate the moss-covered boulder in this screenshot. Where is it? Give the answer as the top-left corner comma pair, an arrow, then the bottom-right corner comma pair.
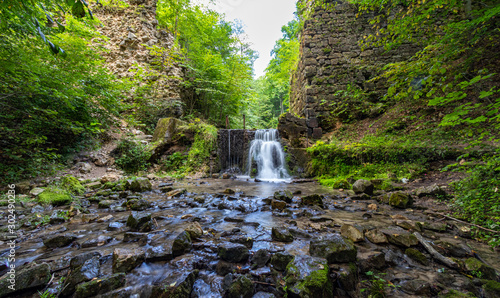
151,270 -> 198,298
274,190 -> 293,203
172,231 -> 192,257
125,177 -> 152,192
381,228 -> 418,247
482,280 -> 500,298
285,255 -> 333,297
0,263 -> 51,297
270,252 -> 294,271
465,258 -> 498,280
309,234 -> 357,263
388,192 -> 413,209
126,211 -> 153,232
352,179 -> 374,195
38,187 -> 72,206
60,254 -> 100,296
405,248 -> 429,266
271,227 -> 294,242
227,275 -> 254,298
74,273 -> 126,298
300,194 -> 324,209
61,175 -> 85,194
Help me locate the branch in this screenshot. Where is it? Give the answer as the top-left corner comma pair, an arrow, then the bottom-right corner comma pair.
426,211 -> 500,234
414,232 -> 460,270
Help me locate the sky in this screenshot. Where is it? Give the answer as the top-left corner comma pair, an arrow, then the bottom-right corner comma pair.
194,0 -> 297,78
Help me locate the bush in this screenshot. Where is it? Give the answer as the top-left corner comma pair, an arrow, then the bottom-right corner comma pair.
114,139 -> 151,174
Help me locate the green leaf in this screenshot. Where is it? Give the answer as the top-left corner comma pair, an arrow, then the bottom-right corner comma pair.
71,1 -> 86,18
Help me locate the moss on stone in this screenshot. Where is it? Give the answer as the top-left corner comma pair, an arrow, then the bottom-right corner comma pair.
439,289 -> 475,298
483,280 -> 500,297
38,187 -> 73,206
405,248 -> 429,266
61,175 -> 85,194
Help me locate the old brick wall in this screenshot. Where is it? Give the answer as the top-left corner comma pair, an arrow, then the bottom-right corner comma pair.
282,0 -> 417,141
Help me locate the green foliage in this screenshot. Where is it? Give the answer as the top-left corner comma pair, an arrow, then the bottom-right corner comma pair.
38,187 -> 73,206
162,152 -> 187,172
450,151 -> 500,247
361,271 -> 397,298
114,139 -> 151,174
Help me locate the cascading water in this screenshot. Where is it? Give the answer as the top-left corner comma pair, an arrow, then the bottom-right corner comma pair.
247,129 -> 290,181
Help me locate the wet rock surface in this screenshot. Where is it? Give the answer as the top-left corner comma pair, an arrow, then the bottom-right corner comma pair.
2,177 -> 499,298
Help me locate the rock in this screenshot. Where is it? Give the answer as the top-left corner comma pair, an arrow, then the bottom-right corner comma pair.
253,292 -> 275,298
270,252 -> 294,271
365,229 -> 388,244
81,235 -> 112,248
274,190 -> 293,203
38,187 -> 72,206
340,224 -> 364,242
395,220 -> 422,232
300,194 -> 324,208
107,221 -> 124,231
126,177 -> 152,192
227,275 -> 254,298
334,263 -> 358,292
309,234 -> 357,263
224,188 -> 235,195
126,211 -> 153,232
15,181 -> 31,194
218,242 -> 250,263
422,221 -> 447,232
101,173 -> 120,184
185,222 -> 203,239
97,214 -> 114,223
85,182 -> 102,190
482,280 -> 500,298
415,184 -> 446,198
74,273 -> 126,298
251,249 -> 271,268
61,254 -> 100,296
405,248 -> 429,266
126,198 -> 150,211
112,248 -> 145,273
433,241 -> 470,258
151,271 -> 198,298
166,188 -> 186,197
229,235 -> 254,249
61,175 -> 85,194
464,258 -> 498,280
271,199 -> 287,210
30,187 -> 45,196
82,214 -> 99,223
43,234 -> 77,248
172,231 -> 192,257
271,227 -> 294,242
98,200 -> 117,208
358,252 -> 386,272
49,210 -> 67,224
284,255 -> 332,297
0,263 -> 51,297
123,232 -> 148,244
400,279 -> 432,296
222,173 -> 231,179
381,228 -> 418,247
388,192 -> 413,209
352,179 -> 374,195
76,162 -> 92,173
146,245 -> 173,262
216,260 -> 235,276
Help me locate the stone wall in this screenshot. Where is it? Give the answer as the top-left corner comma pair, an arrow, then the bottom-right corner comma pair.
218,130 -> 256,173
284,0 -> 418,138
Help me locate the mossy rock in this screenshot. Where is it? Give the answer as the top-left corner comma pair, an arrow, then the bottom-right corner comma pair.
0,263 -> 51,297
405,248 -> 429,266
285,255 -> 333,297
388,192 -> 413,209
309,234 -> 357,263
439,289 -> 476,298
38,187 -> 73,206
331,179 -> 351,189
74,273 -> 126,298
61,175 -> 85,195
465,258 -> 498,280
227,275 -> 254,298
482,280 -> 500,298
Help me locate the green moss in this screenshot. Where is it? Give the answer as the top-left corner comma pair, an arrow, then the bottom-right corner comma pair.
483,280 -> 500,297
405,248 -> 429,266
38,187 -> 73,206
439,289 -> 475,297
61,175 -> 84,195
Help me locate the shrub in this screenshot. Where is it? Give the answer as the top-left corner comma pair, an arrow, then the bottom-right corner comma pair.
114,139 -> 151,173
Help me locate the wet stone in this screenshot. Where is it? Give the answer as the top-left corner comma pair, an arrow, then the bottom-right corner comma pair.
123,232 -> 148,244
74,273 -> 126,298
126,177 -> 152,192
126,211 -> 153,232
229,235 -> 254,249
352,179 -> 374,195
43,234 -> 77,248
81,235 -> 112,248
285,255 -> 332,297
112,248 -> 145,273
146,245 -> 173,262
381,228 -> 418,247
309,234 -> 357,263
151,270 -> 198,298
0,263 -> 51,297
405,248 -> 429,266
271,199 -> 287,210
227,275 -> 254,298
365,229 -> 388,244
61,255 -> 100,296
395,220 -> 422,232
126,198 -> 150,211
274,190 -> 293,203
251,249 -> 271,268
271,227 -> 294,242
400,279 -> 432,296
253,292 -> 275,298
218,242 -> 250,263
225,217 -> 245,223
98,200 -> 117,209
270,252 -> 294,271
166,188 -> 187,197
216,260 -> 235,276
358,252 -> 386,272
389,192 -> 413,209
340,224 -> 364,243
300,194 -> 324,208
172,231 -> 192,257
185,221 -> 204,239
49,211 -> 67,224
107,221 -> 125,231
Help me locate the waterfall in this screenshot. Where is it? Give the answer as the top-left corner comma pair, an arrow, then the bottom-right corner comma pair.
247,129 -> 290,181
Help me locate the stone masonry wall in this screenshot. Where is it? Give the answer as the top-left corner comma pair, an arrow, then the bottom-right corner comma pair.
284,0 -> 418,140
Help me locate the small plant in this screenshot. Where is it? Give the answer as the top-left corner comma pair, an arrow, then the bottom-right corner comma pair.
114,138 -> 151,173
38,290 -> 56,298
471,270 -> 484,279
361,271 -> 397,298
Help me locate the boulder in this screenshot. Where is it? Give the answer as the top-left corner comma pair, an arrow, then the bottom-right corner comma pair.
381,228 -> 418,247
340,224 -> 364,242
218,242 -> 250,263
405,248 -> 429,266
274,190 -> 293,203
271,199 -> 287,210
271,227 -> 294,242
151,271 -> 198,298
126,177 -> 152,192
98,200 -> 117,209
465,258 -> 498,280
251,249 -> 271,268
61,254 -> 100,296
0,263 -> 51,297
61,175 -> 85,194
352,179 -> 374,195
172,231 -> 192,257
74,273 -> 126,298
388,192 -> 413,209
483,280 -> 500,298
415,184 -> 446,198
227,275 -> 254,298
358,252 -> 386,272
270,252 -> 294,271
76,162 -> 92,174
185,222 -> 203,239
112,248 -> 145,273
365,229 -> 388,244
126,211 -> 153,232
300,194 -> 324,208
126,198 -> 150,211
309,234 -> 357,263
43,234 -> 77,248
284,255 -> 333,297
